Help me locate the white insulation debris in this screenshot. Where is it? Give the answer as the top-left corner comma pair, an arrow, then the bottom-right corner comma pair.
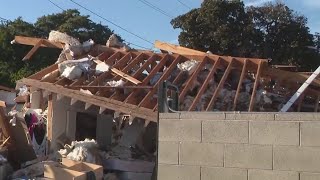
95,62 -> 110,75
177,60 -> 199,74
58,139 -> 99,164
80,89 -> 93,95
58,57 -> 92,80
48,30 -> 81,46
106,80 -> 125,87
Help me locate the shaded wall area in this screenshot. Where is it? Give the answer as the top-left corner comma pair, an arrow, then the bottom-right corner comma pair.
158,112 -> 320,180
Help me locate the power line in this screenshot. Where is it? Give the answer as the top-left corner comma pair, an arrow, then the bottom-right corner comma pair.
47,0 -> 65,11
177,0 -> 191,10
137,0 -> 174,19
69,0 -> 154,46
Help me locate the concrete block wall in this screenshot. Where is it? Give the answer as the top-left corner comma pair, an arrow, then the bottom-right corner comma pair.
158,112 -> 320,180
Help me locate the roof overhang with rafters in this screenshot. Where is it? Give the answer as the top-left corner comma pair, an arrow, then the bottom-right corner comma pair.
15,36 -> 320,122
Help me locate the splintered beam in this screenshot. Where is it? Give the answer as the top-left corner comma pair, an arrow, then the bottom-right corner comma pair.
22,39 -> 44,61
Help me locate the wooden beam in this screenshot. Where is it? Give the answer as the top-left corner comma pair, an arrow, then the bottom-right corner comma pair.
189,57 -> 220,111
28,64 -> 58,80
206,58 -> 235,111
20,78 -> 157,122
139,55 -> 182,108
315,95 -> 320,112
47,95 -> 53,142
110,68 -> 142,85
155,40 -> 208,56
70,86 -> 153,89
40,69 -> 60,83
248,61 -> 264,111
22,39 -> 44,61
233,59 -> 248,110
124,55 -> 169,104
0,101 -> 6,107
179,57 -> 207,103
14,36 -> 64,49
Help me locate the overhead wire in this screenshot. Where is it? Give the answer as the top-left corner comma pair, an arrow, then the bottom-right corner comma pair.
47,0 -> 65,11
69,0 -> 154,48
45,0 -> 152,50
136,0 -> 174,19
177,0 -> 192,10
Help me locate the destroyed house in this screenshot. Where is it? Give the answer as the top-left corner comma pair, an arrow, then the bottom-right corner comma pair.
6,33 -> 320,179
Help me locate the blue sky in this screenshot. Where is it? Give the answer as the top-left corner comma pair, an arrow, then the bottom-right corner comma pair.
0,0 -> 319,49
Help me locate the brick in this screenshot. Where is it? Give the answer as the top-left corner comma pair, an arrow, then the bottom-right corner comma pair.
158,141 -> 179,164
225,144 -> 272,169
159,120 -> 201,142
201,167 -> 247,180
248,170 -> 299,180
301,122 -> 320,146
202,121 -> 248,143
180,142 -> 224,166
158,164 -> 200,180
250,121 -> 299,145
179,112 -> 225,120
274,146 -> 320,172
226,113 -> 274,120
159,113 -> 180,119
300,172 -> 320,180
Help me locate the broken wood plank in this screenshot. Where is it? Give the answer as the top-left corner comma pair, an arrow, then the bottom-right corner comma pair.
22,39 -> 44,61
206,58 -> 235,111
70,86 -> 153,89
110,68 -> 142,85
40,69 -> 60,83
14,36 -> 63,49
47,95 -> 53,141
28,64 -> 58,80
233,59 -> 248,110
189,57 -> 220,111
19,78 -> 157,122
249,61 -> 264,111
179,57 -> 207,103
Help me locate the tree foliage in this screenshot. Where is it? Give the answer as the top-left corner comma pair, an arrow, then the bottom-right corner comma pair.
171,0 -> 319,70
0,9 -> 119,87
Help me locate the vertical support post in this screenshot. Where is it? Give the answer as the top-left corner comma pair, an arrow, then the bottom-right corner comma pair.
249,61 -> 264,112
315,95 -> 320,112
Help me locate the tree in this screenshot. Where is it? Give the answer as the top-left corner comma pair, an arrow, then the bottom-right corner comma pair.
171,0 -> 262,57
0,9 -> 121,87
247,2 -> 317,70
171,0 -> 320,70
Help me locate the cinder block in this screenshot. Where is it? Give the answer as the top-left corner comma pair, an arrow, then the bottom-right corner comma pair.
202,121 -> 248,143
300,172 -> 320,180
301,122 -> 320,146
158,141 -> 179,164
226,113 -> 275,121
248,170 -> 299,180
159,120 -> 201,142
158,164 -> 200,180
225,144 -> 272,169
179,112 -> 225,120
201,167 -> 247,180
180,142 -> 224,166
274,146 -> 320,172
250,121 -> 299,145
275,113 -> 300,121
159,113 -> 180,119
298,113 -> 320,121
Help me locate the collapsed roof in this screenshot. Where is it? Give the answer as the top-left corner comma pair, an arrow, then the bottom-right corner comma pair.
14,35 -> 320,122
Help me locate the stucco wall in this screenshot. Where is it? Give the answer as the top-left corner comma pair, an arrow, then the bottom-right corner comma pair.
158,112 -> 320,180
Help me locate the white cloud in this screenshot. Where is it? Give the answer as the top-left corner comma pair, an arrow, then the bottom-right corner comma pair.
244,0 -> 275,6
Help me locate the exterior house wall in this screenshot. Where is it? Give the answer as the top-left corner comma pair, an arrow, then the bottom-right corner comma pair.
50,95 -> 112,151
158,112 -> 320,180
